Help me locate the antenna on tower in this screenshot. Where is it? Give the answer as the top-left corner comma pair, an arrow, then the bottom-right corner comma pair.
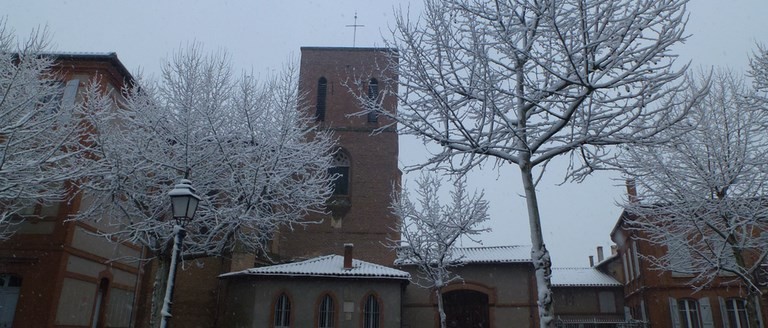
345,12 -> 365,47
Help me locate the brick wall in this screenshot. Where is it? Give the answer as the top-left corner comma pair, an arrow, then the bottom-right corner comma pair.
276,47 -> 401,266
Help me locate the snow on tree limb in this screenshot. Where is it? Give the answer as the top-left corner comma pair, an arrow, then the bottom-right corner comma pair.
350,1 -> 696,326
621,68 -> 768,328
391,173 -> 489,328
0,18 -> 94,239
75,43 -> 336,260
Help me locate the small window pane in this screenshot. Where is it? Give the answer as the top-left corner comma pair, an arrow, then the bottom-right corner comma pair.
367,78 -> 379,123
363,295 -> 379,328
678,299 -> 701,328
329,150 -> 350,196
318,294 -> 334,328
726,298 -> 749,328
316,78 -> 327,121
274,293 -> 291,328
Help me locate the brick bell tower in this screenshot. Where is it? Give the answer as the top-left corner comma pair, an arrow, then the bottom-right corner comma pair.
273,47 -> 401,266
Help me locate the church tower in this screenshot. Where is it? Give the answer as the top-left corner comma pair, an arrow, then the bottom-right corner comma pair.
274,47 -> 401,266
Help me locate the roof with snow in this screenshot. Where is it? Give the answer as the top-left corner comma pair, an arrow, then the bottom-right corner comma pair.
395,245 -> 532,265
220,255 -> 410,280
551,267 -> 622,287
43,52 -> 134,82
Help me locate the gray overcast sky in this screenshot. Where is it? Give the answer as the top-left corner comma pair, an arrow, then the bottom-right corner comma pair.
4,0 -> 767,266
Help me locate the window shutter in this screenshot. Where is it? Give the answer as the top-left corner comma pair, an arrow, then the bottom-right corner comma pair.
670,297 -> 681,328
719,297 -> 730,328
700,297 -> 714,328
641,300 -> 648,322
61,79 -> 80,107
632,240 -> 641,277
624,306 -> 632,321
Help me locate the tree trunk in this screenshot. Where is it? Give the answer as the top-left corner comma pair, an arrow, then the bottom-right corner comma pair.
520,162 -> 554,328
435,287 -> 447,328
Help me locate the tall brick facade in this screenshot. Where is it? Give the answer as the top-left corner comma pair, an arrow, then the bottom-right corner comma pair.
274,47 -> 401,266
0,53 -> 139,328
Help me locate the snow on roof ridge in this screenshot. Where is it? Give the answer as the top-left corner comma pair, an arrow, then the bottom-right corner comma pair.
551,267 -> 622,287
220,254 -> 410,280
454,244 -> 530,250
396,245 -> 532,266
45,51 -> 116,55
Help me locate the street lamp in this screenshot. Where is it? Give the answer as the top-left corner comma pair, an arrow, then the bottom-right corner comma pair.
160,179 -> 201,328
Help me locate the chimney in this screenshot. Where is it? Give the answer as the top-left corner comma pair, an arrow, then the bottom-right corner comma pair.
343,243 -> 354,270
597,246 -> 604,263
589,256 -> 594,267
626,179 -> 638,203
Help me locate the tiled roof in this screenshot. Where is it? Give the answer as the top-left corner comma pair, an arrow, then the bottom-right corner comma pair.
551,267 -> 622,287
220,255 -> 410,280
41,51 -> 117,57
395,245 -> 532,265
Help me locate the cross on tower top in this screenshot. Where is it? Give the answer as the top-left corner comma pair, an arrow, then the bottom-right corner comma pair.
345,12 -> 365,47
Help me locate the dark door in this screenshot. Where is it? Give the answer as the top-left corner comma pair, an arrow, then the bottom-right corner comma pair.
443,290 -> 490,328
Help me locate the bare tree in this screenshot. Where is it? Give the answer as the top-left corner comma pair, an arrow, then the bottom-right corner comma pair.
356,0 -> 699,325
76,44 -> 336,327
0,19 -> 93,239
621,69 -> 768,328
392,174 -> 489,328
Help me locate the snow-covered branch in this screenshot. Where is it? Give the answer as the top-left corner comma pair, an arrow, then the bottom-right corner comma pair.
391,173 -> 489,328
350,1 -> 695,326
0,19 -> 94,239
75,43 -> 336,260
622,68 -> 768,328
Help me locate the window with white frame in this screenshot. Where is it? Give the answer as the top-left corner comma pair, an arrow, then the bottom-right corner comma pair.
273,293 -> 291,328
724,298 -> 749,328
363,294 -> 380,328
318,294 -> 335,328
677,299 -> 701,328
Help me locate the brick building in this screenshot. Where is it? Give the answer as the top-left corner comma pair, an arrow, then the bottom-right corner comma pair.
219,244 -> 409,328
132,47 -> 404,328
610,183 -> 768,328
12,47 -> 766,328
0,53 -> 138,328
272,47 -> 401,266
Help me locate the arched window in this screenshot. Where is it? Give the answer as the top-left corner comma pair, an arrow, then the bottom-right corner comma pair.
725,298 -> 749,328
0,274 -> 21,328
329,150 -> 350,196
443,290 -> 489,328
317,294 -> 335,328
273,293 -> 291,328
367,78 -> 379,123
316,77 -> 327,121
362,294 -> 380,328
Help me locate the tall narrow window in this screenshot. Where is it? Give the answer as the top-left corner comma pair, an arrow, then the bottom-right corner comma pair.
316,77 -> 327,121
677,299 -> 701,328
274,293 -> 291,328
317,294 -> 335,328
363,294 -> 380,328
725,298 -> 749,328
329,150 -> 350,196
367,78 -> 379,123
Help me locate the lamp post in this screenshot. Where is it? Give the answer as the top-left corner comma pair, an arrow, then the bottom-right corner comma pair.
160,179 -> 200,328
